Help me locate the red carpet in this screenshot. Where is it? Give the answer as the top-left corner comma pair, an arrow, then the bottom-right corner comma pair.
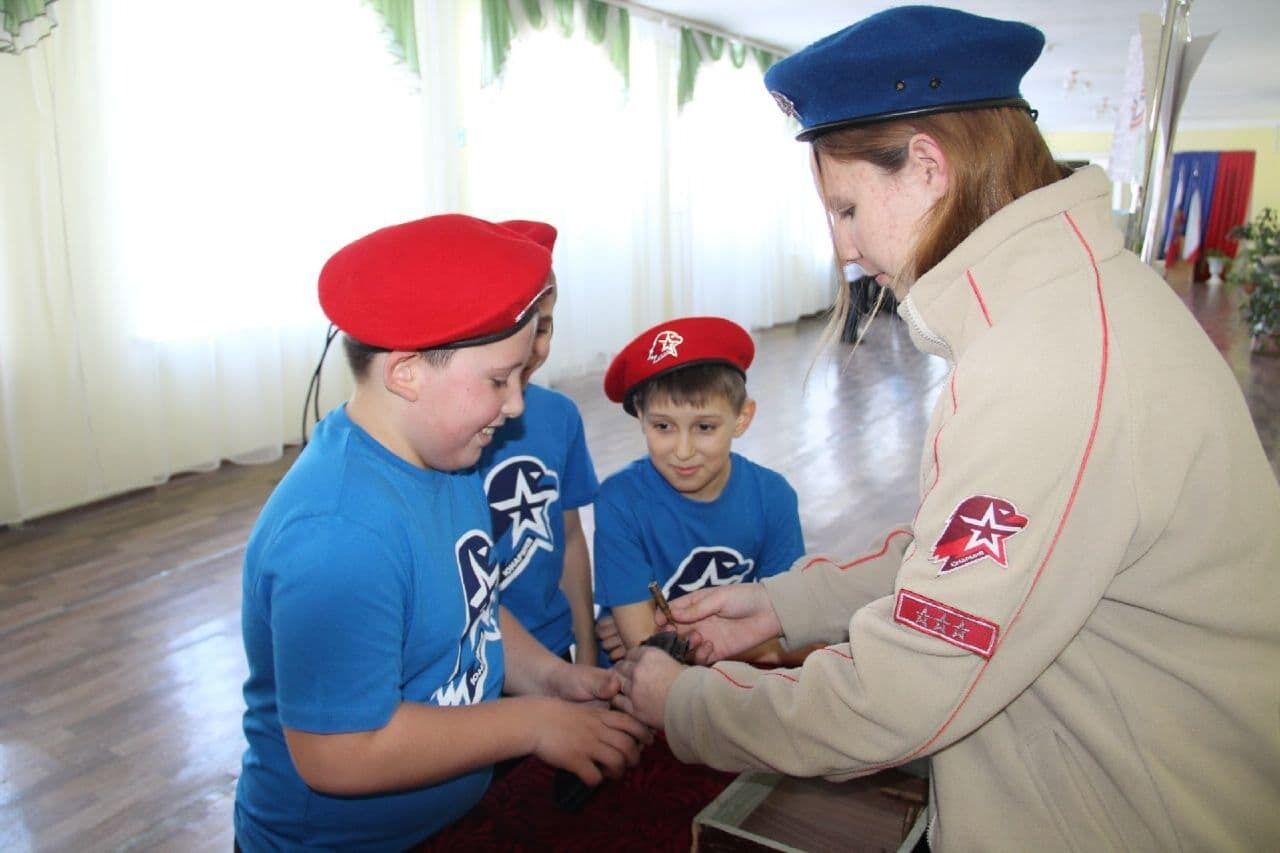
419,734 -> 736,852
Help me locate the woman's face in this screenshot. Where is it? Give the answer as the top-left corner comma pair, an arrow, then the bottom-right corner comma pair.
816,147 -> 944,299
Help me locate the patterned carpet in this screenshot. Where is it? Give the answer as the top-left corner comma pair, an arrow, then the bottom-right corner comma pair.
419,734 -> 736,852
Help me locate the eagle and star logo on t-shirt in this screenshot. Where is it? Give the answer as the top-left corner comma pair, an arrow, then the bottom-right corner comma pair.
661,546 -> 755,601
432,530 -> 502,707
483,455 -> 560,588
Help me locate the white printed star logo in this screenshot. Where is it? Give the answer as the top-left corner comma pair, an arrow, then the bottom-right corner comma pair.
957,502 -> 1025,567
463,540 -> 501,611
490,467 -> 556,544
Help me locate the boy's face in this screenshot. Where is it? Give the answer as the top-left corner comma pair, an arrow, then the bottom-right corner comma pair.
639,393 -> 755,502
520,284 -> 557,387
408,322 -> 536,470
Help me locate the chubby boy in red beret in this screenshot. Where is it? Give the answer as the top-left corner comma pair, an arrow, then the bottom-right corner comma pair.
593,317 -> 806,662
234,215 -> 648,851
478,220 -> 599,667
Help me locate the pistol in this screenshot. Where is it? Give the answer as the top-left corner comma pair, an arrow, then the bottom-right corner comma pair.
552,586 -> 687,813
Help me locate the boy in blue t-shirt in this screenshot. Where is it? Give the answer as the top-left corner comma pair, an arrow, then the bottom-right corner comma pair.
593,316 -> 806,663
480,220 -> 599,666
234,215 -> 648,852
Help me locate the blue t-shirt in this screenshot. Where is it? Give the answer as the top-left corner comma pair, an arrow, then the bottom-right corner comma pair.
235,405 -> 504,852
593,452 -> 804,612
479,383 -> 598,656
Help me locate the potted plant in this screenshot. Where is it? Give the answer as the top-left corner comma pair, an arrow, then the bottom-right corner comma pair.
1204,248 -> 1229,284
1228,208 -> 1280,352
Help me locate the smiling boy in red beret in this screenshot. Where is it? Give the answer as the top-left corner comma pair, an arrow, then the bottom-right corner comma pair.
593,316 -> 806,662
234,215 -> 648,852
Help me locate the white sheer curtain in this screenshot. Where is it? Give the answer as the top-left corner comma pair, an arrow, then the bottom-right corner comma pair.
670,57 -> 836,329
461,11 -> 834,384
0,0 -> 836,524
0,0 -> 429,523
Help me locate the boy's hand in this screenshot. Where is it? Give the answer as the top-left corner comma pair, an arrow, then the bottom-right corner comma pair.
662,583 -> 782,665
532,698 -> 651,786
595,614 -> 627,663
547,658 -> 621,703
613,646 -> 683,729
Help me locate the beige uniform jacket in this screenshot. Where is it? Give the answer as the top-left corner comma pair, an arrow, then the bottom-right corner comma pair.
664,167 -> 1280,852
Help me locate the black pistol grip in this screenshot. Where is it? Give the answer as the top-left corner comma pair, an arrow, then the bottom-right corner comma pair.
640,629 -> 690,662
552,631 -> 688,811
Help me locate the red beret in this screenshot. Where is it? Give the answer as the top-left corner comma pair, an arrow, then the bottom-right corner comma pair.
499,219 -> 558,254
604,316 -> 755,416
319,214 -> 552,350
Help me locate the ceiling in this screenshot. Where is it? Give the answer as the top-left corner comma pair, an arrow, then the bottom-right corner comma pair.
633,1 -> 1280,133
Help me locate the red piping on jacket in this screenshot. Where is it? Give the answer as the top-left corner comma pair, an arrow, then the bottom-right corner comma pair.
863,210 -> 1111,770
799,528 -> 913,573
709,667 -> 788,689
709,668 -> 750,689
966,270 -> 994,327
1005,212 -> 1110,634
705,219 -> 1110,769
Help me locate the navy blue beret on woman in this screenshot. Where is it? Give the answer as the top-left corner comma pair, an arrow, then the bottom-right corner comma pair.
764,5 -> 1044,139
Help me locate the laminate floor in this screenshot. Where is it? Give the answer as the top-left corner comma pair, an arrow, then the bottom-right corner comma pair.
2,268 -> 1276,851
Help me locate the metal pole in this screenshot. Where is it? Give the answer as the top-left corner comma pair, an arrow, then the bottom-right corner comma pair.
1125,0 -> 1192,261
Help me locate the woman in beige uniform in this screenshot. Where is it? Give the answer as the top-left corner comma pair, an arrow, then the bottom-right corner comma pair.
614,6 -> 1280,851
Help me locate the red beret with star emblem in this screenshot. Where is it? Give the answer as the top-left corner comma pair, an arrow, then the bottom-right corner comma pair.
604,316 -> 755,416
318,214 -> 552,350
499,219 -> 558,254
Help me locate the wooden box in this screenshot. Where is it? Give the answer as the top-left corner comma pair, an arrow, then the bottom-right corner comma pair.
693,765 -> 928,853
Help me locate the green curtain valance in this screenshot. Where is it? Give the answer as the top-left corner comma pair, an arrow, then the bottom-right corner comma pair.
483,0 -> 630,87
483,0 -> 777,106
367,0 -> 419,75
2,0 -> 57,54
677,27 -> 779,108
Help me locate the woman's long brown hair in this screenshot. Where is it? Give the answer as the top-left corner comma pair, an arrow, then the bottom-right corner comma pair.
811,107 -> 1064,351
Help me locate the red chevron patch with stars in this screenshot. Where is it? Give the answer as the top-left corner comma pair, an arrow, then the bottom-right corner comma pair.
894,589 -> 999,658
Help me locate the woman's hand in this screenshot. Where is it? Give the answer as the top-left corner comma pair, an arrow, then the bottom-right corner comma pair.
613,646 -> 685,729
530,697 -> 652,785
662,582 -> 782,665
595,613 -> 627,663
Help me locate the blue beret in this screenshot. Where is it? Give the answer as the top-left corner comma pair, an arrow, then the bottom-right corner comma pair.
764,5 -> 1044,140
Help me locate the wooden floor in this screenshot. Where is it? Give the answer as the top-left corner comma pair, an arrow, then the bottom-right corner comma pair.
2,266 -> 1276,852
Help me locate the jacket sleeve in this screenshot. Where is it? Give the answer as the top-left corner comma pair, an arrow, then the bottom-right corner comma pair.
665,296 -> 1135,778
764,526 -> 912,649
